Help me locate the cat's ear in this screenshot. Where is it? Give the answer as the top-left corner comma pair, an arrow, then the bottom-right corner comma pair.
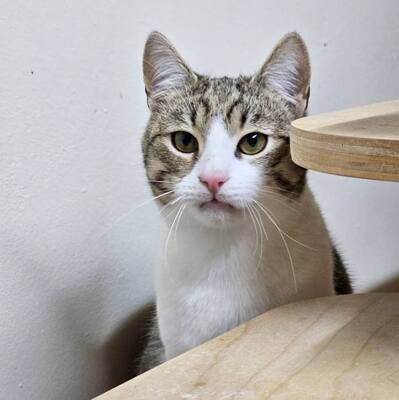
143,31 -> 196,103
254,32 -> 311,115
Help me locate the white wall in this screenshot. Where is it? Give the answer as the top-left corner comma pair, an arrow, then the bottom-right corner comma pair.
1,1 -> 398,399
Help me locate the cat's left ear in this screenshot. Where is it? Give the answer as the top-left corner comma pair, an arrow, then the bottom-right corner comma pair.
254,32 -> 311,116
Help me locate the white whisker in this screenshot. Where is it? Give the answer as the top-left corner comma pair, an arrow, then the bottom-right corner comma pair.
148,180 -> 177,184
252,204 -> 269,240
173,203 -> 187,242
95,190 -> 174,239
253,199 -> 298,294
259,191 -> 300,213
249,204 -> 264,270
256,200 -> 316,251
246,204 -> 260,255
164,203 -> 184,277
240,200 -> 247,220
162,198 -> 183,220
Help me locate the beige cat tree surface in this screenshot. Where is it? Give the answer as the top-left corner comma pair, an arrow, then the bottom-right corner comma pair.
95,101 -> 399,400
291,100 -> 399,181
96,294 -> 399,400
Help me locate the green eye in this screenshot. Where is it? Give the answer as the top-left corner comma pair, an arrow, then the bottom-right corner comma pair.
237,132 -> 268,155
171,131 -> 199,153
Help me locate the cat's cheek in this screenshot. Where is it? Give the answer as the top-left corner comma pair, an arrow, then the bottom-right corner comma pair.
226,162 -> 265,203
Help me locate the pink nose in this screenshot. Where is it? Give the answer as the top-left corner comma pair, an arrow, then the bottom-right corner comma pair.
199,174 -> 228,194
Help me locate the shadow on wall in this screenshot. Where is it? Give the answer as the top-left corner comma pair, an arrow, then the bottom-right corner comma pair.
371,274 -> 399,293
50,263 -> 154,399
100,303 -> 155,393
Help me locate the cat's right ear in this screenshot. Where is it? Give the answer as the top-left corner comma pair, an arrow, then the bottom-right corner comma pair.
143,31 -> 196,106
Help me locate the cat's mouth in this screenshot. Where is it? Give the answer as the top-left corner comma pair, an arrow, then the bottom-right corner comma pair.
199,199 -> 235,212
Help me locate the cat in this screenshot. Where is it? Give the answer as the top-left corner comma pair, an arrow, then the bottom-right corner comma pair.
138,31 -> 352,373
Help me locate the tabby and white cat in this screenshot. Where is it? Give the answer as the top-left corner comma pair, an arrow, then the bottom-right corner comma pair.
139,31 -> 351,372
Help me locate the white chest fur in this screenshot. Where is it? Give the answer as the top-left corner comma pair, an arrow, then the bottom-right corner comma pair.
155,187 -> 334,360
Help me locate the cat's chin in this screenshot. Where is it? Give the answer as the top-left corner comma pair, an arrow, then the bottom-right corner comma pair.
200,199 -> 235,213
189,200 -> 243,229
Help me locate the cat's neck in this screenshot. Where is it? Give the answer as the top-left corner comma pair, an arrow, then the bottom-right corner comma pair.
158,185 -> 327,284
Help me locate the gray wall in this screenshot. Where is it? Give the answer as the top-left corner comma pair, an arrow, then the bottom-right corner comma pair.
1,1 -> 398,399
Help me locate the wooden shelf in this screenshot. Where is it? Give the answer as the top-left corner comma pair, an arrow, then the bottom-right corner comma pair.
95,293 -> 399,399
291,100 -> 399,181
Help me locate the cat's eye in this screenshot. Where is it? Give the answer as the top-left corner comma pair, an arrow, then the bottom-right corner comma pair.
237,132 -> 268,155
171,131 -> 199,153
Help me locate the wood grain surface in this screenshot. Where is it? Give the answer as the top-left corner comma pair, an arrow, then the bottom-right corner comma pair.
95,293 -> 399,400
291,100 -> 399,181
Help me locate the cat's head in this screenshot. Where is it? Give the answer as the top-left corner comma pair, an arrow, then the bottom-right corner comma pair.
142,31 -> 310,228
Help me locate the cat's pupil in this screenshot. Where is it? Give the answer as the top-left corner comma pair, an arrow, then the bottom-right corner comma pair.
182,133 -> 192,146
247,133 -> 258,147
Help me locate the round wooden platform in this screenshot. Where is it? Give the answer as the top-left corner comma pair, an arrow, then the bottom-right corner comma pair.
96,293 -> 399,400
290,100 -> 399,181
